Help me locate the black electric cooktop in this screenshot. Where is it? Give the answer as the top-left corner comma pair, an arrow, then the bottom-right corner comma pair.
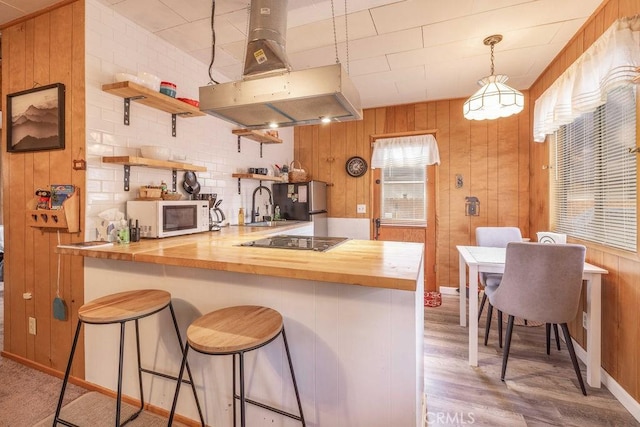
239,235 -> 349,252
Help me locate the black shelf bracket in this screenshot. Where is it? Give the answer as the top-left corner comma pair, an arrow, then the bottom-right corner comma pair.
123,165 -> 131,191
260,143 -> 263,158
123,96 -> 145,126
172,170 -> 178,192
237,135 -> 242,153
171,114 -> 177,137
236,178 -> 241,194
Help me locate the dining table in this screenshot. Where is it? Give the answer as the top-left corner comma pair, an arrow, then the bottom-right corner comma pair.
457,245 -> 608,388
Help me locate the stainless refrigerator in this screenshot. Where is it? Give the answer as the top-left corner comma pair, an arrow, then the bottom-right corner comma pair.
272,181 -> 328,236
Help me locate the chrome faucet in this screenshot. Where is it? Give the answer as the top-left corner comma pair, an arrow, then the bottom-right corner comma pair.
251,185 -> 272,223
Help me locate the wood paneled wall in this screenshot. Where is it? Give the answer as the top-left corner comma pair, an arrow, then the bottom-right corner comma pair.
528,0 -> 640,402
1,0 -> 86,376
294,98 -> 531,291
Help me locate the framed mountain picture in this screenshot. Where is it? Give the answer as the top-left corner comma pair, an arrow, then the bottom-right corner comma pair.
6,83 -> 65,153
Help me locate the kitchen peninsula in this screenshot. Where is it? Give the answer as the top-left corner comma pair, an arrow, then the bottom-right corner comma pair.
58,223 -> 425,427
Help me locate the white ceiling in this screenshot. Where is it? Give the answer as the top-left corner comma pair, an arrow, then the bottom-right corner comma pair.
1,0 -> 604,108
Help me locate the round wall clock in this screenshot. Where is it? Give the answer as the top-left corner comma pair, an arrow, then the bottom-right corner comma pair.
345,156 -> 368,177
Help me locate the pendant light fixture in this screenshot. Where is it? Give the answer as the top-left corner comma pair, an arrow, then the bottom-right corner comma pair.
463,34 -> 524,120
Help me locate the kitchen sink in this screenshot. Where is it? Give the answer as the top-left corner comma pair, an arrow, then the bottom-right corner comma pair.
244,220 -> 300,227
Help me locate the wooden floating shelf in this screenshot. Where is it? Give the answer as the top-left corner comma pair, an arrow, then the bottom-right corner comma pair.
103,156 -> 207,192
232,129 -> 283,144
231,173 -> 285,182
102,81 -> 205,117
102,156 -> 207,172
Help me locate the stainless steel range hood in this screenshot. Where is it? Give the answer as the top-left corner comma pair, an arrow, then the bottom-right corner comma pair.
198,0 -> 362,130
199,64 -> 362,129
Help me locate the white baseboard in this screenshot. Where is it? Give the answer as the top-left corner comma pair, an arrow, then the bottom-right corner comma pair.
572,340 -> 640,422
438,286 -> 459,295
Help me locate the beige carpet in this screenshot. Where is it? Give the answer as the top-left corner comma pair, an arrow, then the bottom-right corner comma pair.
0,282 -> 89,427
34,391 -> 188,426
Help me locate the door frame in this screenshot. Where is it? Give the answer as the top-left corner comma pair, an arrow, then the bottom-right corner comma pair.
369,130 -> 438,291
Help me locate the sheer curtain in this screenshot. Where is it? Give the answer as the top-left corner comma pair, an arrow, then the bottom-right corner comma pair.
533,15 -> 640,143
371,134 -> 440,168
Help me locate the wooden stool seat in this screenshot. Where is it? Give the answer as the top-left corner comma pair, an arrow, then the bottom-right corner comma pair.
78,289 -> 171,324
169,305 -> 305,426
188,305 -> 283,354
55,289 -> 205,426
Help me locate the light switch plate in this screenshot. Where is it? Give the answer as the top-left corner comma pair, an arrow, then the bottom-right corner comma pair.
357,204 -> 366,214
29,317 -> 37,335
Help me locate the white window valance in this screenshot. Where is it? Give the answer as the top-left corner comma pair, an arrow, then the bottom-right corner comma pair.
533,15 -> 640,143
371,134 -> 440,169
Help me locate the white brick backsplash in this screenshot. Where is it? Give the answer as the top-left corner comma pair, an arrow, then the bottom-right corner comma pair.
85,0 -> 293,240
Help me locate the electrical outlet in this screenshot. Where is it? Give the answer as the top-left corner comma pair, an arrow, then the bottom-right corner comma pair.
357,204 -> 366,214
582,312 -> 587,329
28,317 -> 37,335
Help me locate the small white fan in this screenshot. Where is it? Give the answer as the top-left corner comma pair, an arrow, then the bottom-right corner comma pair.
536,231 -> 567,244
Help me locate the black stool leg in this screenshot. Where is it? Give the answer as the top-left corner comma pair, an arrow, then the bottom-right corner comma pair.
167,344 -> 193,426
115,322 -> 126,427
233,354 -> 237,427
53,319 -> 83,426
134,320 -> 145,415
239,352 -> 246,427
282,328 -> 306,426
167,303 -> 205,426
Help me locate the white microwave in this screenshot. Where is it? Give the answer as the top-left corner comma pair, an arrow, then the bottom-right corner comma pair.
126,200 -> 210,238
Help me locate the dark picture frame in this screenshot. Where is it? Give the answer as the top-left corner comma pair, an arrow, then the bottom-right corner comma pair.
6,83 -> 65,153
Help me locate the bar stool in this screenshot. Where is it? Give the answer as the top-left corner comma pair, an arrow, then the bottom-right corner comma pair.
168,305 -> 305,427
54,289 -> 204,426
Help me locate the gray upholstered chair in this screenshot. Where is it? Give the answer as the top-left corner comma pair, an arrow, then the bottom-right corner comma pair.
475,226 -> 522,347
488,242 -> 587,395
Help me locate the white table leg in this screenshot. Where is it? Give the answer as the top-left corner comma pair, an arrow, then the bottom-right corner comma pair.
459,253 -> 466,327
468,265 -> 479,366
585,274 -> 602,387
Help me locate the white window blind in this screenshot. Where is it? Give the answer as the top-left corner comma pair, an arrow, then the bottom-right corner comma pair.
534,16 -> 640,142
380,166 -> 426,226
552,84 -> 637,251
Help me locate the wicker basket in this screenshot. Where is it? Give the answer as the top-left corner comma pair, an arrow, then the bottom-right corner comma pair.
139,187 -> 162,198
162,192 -> 182,200
288,161 -> 308,183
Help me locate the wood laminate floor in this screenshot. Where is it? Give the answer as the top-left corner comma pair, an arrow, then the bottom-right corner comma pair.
423,294 -> 639,427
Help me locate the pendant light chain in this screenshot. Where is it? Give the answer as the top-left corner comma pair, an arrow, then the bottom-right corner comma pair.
344,0 -> 350,73
489,42 -> 495,75
331,0 -> 339,64
330,0 -> 350,72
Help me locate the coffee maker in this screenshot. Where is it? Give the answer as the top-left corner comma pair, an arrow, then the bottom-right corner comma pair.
210,199 -> 225,231
195,193 -> 223,231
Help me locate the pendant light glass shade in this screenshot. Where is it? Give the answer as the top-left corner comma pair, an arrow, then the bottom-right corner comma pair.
463,74 -> 524,120
463,34 -> 524,120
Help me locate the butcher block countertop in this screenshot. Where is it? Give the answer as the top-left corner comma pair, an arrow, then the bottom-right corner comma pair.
58,224 -> 424,291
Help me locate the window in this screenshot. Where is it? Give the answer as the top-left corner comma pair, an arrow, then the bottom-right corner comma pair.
552,85 -> 637,251
380,166 -> 426,225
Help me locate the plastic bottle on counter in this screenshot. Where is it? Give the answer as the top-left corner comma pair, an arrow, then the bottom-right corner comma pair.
238,207 -> 245,225
274,205 -> 281,221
